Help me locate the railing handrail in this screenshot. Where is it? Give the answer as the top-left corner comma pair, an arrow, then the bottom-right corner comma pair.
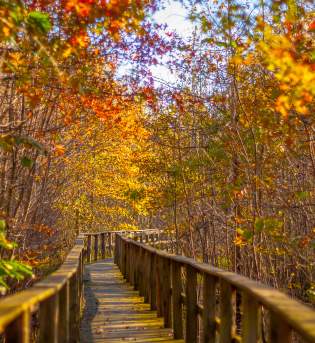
116,234 -> 315,343
0,234 -> 85,340
82,229 -> 161,235
0,229 -> 167,341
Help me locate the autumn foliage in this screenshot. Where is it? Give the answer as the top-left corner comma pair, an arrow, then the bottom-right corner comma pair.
0,0 -> 314,305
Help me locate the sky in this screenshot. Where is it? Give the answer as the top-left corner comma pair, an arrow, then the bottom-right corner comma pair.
116,1 -> 193,88
151,1 -> 194,86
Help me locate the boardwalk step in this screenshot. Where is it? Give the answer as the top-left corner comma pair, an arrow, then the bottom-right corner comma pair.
80,259 -> 183,343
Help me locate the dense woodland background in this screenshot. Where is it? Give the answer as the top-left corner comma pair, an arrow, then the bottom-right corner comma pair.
0,0 -> 314,305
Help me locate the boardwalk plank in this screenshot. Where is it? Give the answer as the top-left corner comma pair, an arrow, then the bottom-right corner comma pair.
80,259 -> 183,343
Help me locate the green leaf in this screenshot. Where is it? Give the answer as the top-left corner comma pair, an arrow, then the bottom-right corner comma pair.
21,156 -> 33,168
27,11 -> 51,34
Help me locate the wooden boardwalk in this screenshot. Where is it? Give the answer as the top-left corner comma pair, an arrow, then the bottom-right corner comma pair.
80,259 -> 183,342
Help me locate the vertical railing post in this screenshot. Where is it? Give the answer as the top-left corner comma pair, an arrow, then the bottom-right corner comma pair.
156,255 -> 163,317
203,274 -> 217,343
114,234 -> 118,265
87,235 -> 91,263
130,244 -> 135,286
150,252 -> 157,310
219,280 -> 233,343
270,312 -> 292,343
125,241 -> 130,281
39,294 -> 59,343
69,272 -> 79,342
101,233 -> 106,259
144,250 -> 151,303
134,245 -> 139,290
59,281 -> 70,343
138,247 -> 145,297
122,239 -> 126,277
162,257 -> 171,328
109,232 -> 113,257
94,234 -> 99,261
172,260 -> 183,339
186,265 -> 197,343
242,293 -> 258,343
5,310 -> 30,343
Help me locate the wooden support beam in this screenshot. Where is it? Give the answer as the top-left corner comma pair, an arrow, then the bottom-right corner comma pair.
39,294 -> 59,343
242,293 -> 258,343
171,260 -> 183,339
101,233 -> 106,259
203,274 -> 217,343
186,265 -> 197,343
5,310 -> 30,343
86,235 -> 91,263
94,234 -> 99,261
59,282 -> 70,343
219,280 -> 233,343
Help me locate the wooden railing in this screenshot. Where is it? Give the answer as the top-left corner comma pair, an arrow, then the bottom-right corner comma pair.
83,229 -> 161,262
115,234 -> 315,343
0,235 -> 84,342
0,229 -> 161,342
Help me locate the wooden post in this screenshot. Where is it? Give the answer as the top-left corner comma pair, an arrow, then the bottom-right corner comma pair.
101,233 -> 106,259
270,311 -> 292,343
5,310 -> 30,343
139,248 -> 145,297
242,293 -> 258,343
39,294 -> 59,343
171,260 -> 183,339
186,265 -> 197,343
59,282 -> 70,343
132,244 -> 136,286
78,253 -> 83,305
144,250 -> 150,303
109,232 -> 113,257
94,234 -> 99,261
122,239 -> 126,277
203,274 -> 217,343
134,246 -> 140,291
69,273 -> 79,343
87,235 -> 91,263
150,252 -> 157,310
156,255 -> 163,317
219,280 -> 233,343
162,257 -> 171,328
125,242 -> 129,281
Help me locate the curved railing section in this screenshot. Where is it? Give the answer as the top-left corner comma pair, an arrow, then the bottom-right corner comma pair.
0,230 -> 159,342
0,235 -> 85,342
115,234 -> 315,343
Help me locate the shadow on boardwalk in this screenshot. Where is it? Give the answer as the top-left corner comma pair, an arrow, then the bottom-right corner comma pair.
80,259 -> 183,342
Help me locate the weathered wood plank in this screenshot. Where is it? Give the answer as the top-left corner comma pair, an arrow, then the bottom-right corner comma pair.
115,234 -> 315,343
39,294 -> 59,343
80,259 -> 183,342
171,260 -> 183,339
186,265 -> 197,343
94,234 -> 99,261
203,274 -> 217,343
58,282 -> 70,343
242,293 -> 258,343
5,310 -> 30,343
219,280 -> 233,343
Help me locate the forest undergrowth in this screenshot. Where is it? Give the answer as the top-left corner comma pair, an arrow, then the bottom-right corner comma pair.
0,0 -> 314,305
